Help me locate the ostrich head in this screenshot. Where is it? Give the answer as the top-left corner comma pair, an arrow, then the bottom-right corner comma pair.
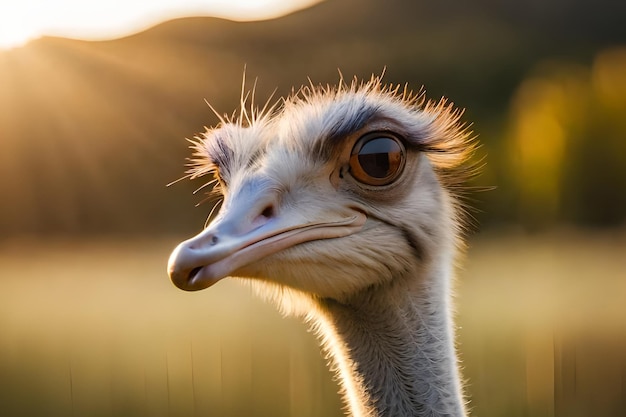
169,77 -> 473,307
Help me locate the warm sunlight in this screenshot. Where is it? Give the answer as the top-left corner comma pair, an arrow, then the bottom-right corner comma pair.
0,0 -> 320,50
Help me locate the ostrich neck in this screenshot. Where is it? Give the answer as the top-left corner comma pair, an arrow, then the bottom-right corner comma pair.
313,258 -> 466,417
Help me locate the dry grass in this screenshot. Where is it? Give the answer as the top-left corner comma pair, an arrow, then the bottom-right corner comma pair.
0,230 -> 624,416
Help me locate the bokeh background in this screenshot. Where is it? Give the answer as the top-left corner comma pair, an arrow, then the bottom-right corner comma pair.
1,0 -> 625,416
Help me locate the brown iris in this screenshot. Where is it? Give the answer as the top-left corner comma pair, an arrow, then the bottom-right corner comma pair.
349,132 -> 406,186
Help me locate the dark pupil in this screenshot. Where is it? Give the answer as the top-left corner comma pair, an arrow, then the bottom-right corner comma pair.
357,138 -> 400,178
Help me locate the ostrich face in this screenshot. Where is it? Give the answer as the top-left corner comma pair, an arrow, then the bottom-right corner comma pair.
168,81 -> 469,300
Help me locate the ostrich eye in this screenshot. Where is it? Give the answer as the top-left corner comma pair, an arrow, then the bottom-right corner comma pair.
349,133 -> 406,186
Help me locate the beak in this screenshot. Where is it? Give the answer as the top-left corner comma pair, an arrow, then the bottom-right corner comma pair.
167,183 -> 366,291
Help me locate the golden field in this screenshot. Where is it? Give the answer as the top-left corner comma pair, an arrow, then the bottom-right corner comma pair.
1,231 -> 624,416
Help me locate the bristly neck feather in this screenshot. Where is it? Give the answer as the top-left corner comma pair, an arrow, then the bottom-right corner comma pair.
309,251 -> 467,417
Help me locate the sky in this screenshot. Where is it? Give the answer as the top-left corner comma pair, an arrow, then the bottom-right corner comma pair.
0,0 -> 320,49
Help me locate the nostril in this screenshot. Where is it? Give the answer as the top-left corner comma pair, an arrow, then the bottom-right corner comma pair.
188,234 -> 218,249
260,205 -> 275,219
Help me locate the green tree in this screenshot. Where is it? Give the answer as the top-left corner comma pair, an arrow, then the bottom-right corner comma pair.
506,47 -> 626,228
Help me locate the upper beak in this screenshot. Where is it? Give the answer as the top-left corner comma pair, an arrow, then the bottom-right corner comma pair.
167,183 -> 366,291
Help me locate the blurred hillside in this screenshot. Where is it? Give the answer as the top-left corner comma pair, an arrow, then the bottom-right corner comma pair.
1,0 -> 626,236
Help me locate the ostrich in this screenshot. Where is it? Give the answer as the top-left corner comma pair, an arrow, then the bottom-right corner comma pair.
168,75 -> 476,417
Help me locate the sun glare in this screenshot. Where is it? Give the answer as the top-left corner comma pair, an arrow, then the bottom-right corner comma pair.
0,28 -> 38,51
0,4 -> 41,50
0,0 -> 320,50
